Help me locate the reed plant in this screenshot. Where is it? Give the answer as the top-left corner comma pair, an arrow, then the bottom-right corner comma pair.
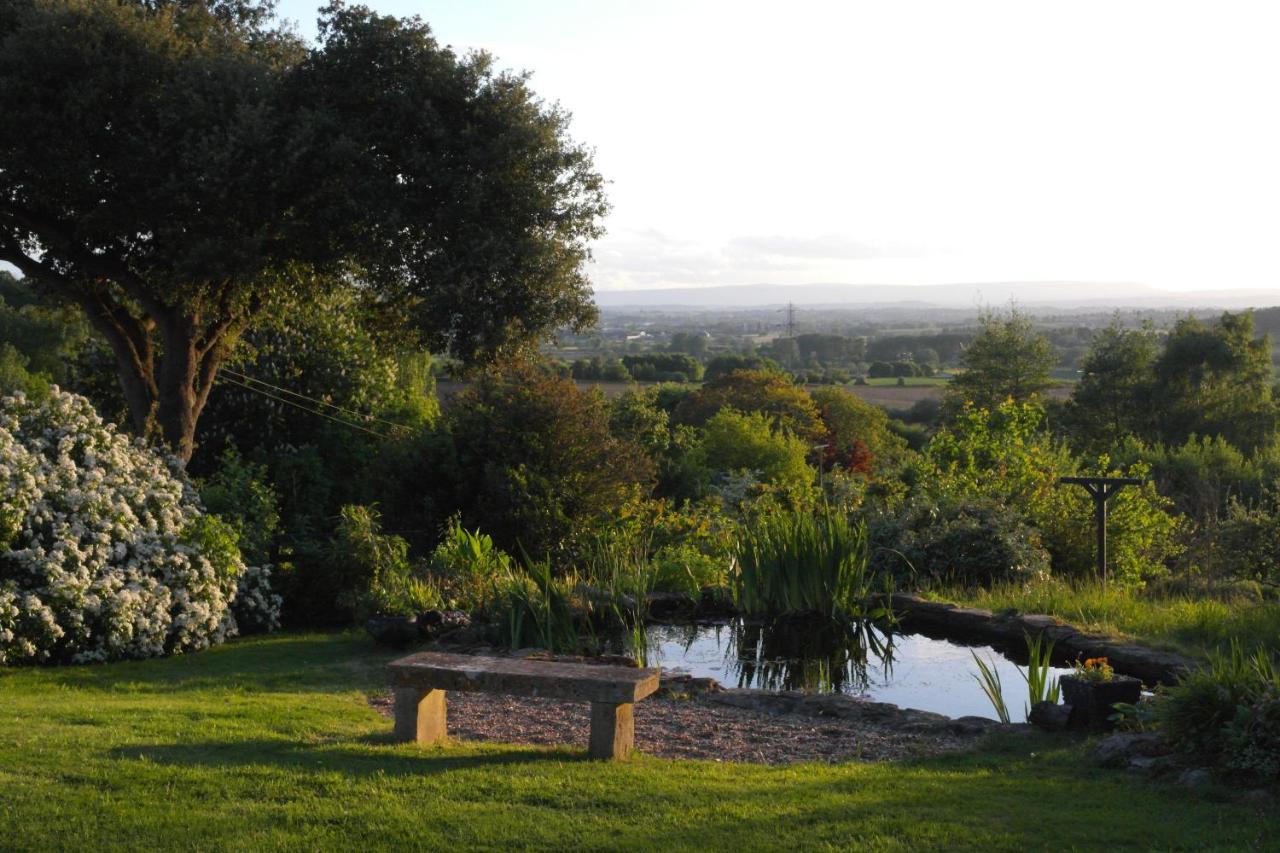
971,652 -> 1011,723
495,559 -> 581,653
1020,632 -> 1061,717
734,507 -> 873,618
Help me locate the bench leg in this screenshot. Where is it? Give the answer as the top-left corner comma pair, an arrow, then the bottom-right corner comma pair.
588,701 -> 634,760
393,687 -> 447,744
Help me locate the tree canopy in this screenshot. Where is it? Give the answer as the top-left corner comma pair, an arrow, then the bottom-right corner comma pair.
945,309 -> 1054,412
0,0 -> 606,460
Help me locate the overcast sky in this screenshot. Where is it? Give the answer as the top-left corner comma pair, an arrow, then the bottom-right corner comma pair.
285,3 -> 1280,293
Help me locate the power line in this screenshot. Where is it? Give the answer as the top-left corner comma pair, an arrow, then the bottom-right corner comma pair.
219,367 -> 414,435
216,374 -> 396,440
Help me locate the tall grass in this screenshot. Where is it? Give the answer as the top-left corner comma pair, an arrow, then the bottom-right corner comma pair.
734,508 -> 873,618
937,577 -> 1280,659
494,559 -> 580,653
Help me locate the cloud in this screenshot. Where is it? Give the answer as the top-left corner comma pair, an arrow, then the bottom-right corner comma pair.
727,234 -> 931,261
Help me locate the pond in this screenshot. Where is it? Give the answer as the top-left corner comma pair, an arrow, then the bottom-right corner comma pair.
645,620 -> 1073,723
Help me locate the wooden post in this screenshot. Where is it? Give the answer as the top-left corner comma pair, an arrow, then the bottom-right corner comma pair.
588,701 -> 635,760
393,687 -> 447,744
1059,476 -> 1143,592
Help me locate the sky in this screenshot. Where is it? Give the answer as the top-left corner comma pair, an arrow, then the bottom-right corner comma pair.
248,3 -> 1280,293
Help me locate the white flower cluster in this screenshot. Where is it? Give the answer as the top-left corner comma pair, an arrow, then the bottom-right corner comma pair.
0,388 -> 279,665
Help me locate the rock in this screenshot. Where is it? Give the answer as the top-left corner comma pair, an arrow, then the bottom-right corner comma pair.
418,609 -> 471,638
1094,732 -> 1166,767
645,591 -> 695,618
1244,788 -> 1273,804
697,586 -> 737,616
1125,754 -> 1177,776
1177,768 -> 1214,789
1028,700 -> 1074,732
947,715 -> 1003,736
708,689 -> 804,716
365,615 -> 420,646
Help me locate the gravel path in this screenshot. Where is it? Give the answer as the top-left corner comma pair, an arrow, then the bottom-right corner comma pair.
368,690 -> 990,764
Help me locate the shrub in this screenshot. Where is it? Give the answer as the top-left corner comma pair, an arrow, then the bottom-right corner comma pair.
1161,642 -> 1280,773
651,542 -> 726,596
881,499 -> 1051,587
0,388 -> 272,664
428,519 -> 513,611
326,504 -> 440,619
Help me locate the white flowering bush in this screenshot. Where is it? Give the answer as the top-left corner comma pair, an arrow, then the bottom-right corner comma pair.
0,388 -> 280,665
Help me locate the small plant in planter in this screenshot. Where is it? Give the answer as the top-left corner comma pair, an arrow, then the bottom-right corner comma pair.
1061,657 -> 1142,730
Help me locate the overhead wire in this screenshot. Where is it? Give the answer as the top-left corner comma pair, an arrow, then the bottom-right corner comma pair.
218,367 -> 416,436
215,373 -> 396,440
218,367 -> 415,435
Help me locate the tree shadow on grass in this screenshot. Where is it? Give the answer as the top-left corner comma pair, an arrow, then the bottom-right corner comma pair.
0,631 -> 401,696
107,737 -> 590,778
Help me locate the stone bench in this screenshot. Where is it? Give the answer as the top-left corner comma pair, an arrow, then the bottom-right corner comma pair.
387,651 -> 661,760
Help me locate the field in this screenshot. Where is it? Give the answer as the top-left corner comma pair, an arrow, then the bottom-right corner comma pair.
1,632 -> 1276,851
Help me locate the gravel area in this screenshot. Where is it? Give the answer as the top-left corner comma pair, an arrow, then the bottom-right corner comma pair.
368,689 -> 991,764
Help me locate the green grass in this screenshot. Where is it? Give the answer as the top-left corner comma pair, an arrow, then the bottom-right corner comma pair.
1,633 -> 1276,851
936,579 -> 1280,660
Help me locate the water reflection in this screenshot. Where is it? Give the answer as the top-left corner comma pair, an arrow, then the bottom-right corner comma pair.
654,617 -> 896,694
646,619 -> 1074,721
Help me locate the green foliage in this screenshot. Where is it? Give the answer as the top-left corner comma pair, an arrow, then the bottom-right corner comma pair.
1211,487 -> 1280,584
696,409 -> 816,501
945,308 -> 1055,412
443,364 -> 653,564
0,0 -> 605,459
733,508 -> 873,618
492,559 -> 581,653
945,576 -> 1280,660
702,354 -> 784,382
180,514 -> 246,582
1064,321 -> 1158,449
879,498 -> 1052,587
1150,312 -> 1277,453
1161,642 -> 1280,778
1021,633 -> 1062,717
919,401 -> 1182,587
971,652 -> 1011,724
197,446 -> 280,566
810,385 -> 909,475
674,369 -> 823,440
651,543 -> 727,596
428,519 -> 514,612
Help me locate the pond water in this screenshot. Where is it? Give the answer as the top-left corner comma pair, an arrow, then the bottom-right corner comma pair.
645,621 -> 1073,723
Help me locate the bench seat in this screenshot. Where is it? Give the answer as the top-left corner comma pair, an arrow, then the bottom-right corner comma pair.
387,651 -> 661,760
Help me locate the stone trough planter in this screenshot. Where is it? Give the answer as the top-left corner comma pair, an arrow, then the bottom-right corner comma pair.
365,614 -> 420,646
1060,674 -> 1142,730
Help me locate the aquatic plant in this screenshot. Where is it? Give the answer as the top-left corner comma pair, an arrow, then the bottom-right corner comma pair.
971,651 -> 1011,723
1020,632 -> 1061,716
733,507 -> 872,618
494,560 -> 581,653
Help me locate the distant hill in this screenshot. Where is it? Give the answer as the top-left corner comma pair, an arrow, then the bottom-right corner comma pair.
592,282 -> 1280,310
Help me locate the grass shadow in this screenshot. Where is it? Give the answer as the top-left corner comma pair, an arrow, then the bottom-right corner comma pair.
107,737 -> 591,778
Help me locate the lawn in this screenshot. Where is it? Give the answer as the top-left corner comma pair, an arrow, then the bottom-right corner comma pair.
1,633 -> 1276,851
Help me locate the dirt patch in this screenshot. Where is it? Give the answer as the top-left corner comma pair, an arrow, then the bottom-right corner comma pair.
368,687 -> 1007,765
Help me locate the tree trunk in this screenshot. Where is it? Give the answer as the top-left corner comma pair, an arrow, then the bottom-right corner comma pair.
152,315 -> 226,465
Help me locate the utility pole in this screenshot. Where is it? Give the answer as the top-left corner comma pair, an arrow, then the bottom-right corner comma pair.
1058,476 -> 1144,592
785,302 -> 796,339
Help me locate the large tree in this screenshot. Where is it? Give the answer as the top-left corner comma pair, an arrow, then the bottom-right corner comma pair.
0,0 -> 605,461
945,308 -> 1054,413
